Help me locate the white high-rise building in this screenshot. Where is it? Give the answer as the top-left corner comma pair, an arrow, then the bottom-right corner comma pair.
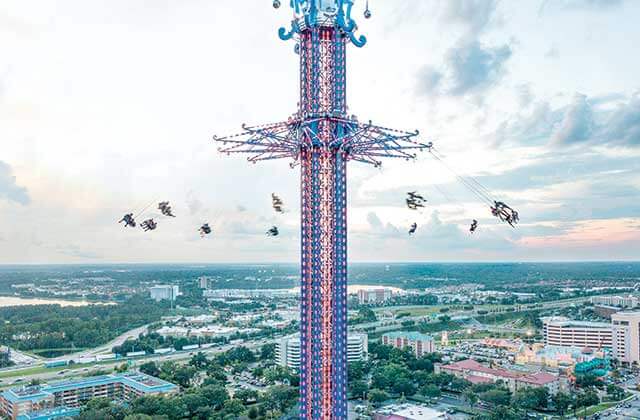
150,285 -> 179,302
275,333 -> 367,369
541,317 -> 612,349
357,288 -> 392,305
612,311 -> 640,365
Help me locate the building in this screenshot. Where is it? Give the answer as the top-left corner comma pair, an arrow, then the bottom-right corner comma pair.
0,373 -> 178,420
149,285 -> 179,302
591,295 -> 639,308
357,288 -> 393,305
515,344 -> 606,369
382,332 -> 435,358
435,359 -> 560,395
542,317 -> 612,349
198,277 -> 210,289
202,288 -> 298,299
276,334 -> 368,370
612,311 -> 640,364
373,403 -> 446,420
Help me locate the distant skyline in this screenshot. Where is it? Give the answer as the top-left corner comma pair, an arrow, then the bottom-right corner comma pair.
1,0 -> 639,263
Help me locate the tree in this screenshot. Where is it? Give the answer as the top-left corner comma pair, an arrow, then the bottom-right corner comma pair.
393,377 -> 416,396
139,361 -> 160,377
420,384 -> 441,399
260,343 -> 276,360
219,399 -> 245,418
448,376 -> 471,392
350,380 -> 369,399
189,352 -> 209,370
514,387 -> 548,410
463,389 -> 479,408
552,391 -> 572,417
486,406 -> 520,420
479,388 -> 511,406
348,361 -> 365,381
247,406 -> 259,419
199,384 -> 229,410
260,385 -> 298,413
576,389 -> 599,415
575,373 -> 604,389
368,389 -> 389,406
607,384 -> 625,401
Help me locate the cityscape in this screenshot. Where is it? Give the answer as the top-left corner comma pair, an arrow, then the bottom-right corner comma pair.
2,263 -> 640,419
1,0 -> 640,420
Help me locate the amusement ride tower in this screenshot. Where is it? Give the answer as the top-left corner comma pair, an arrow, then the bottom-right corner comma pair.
214,1 -> 429,418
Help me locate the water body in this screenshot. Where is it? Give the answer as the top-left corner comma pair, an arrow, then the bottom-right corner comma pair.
0,296 -> 99,308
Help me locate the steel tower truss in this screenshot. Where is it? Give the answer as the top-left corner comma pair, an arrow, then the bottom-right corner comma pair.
213,1 -> 430,418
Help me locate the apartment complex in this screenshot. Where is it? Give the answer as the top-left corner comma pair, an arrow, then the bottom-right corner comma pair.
149,285 -> 180,302
357,288 -> 392,305
435,359 -> 560,395
0,373 -> 178,420
612,311 -> 640,364
275,333 -> 368,369
542,317 -> 612,349
381,331 -> 435,358
591,295 -> 639,309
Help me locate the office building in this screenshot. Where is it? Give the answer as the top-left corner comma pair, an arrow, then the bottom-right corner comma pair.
542,317 -> 612,349
0,373 -> 178,420
357,288 -> 393,305
149,285 -> 179,302
612,311 -> 640,365
276,333 -> 368,370
382,332 -> 435,358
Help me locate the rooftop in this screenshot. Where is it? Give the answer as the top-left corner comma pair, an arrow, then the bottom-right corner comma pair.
542,316 -> 611,328
440,359 -> 558,385
384,331 -> 434,342
1,373 -> 177,404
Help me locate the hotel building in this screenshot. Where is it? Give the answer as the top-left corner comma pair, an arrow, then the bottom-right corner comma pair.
612,311 -> 640,365
435,359 -> 560,395
276,333 -> 368,369
381,331 -> 435,358
0,373 -> 178,420
542,317 -> 612,349
357,288 -> 393,305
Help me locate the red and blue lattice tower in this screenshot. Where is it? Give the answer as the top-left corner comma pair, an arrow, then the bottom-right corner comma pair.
213,1 -> 429,418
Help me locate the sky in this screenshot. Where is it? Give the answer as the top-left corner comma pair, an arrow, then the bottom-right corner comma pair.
0,0 -> 639,264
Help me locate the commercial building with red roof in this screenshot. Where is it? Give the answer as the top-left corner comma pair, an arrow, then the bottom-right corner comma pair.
434,359 -> 560,395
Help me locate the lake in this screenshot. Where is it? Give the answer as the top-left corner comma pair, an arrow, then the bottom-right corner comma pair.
0,296 -> 110,308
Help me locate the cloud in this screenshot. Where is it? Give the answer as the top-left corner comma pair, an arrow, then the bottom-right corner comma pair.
545,47 -> 559,59
0,161 -> 30,205
418,40 -> 512,97
439,0 -> 498,35
445,40 -> 512,96
540,0 -> 624,13
185,190 -> 203,215
417,1 -> 511,98
493,93 -> 640,148
551,94 -> 594,145
600,96 -> 640,146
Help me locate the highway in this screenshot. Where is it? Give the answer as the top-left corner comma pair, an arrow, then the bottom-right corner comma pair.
0,337 -> 276,387
351,295 -> 594,333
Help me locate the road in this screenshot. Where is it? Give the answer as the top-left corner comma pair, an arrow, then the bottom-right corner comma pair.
0,337 -> 276,387
351,295 -> 594,334
51,324 -> 151,362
